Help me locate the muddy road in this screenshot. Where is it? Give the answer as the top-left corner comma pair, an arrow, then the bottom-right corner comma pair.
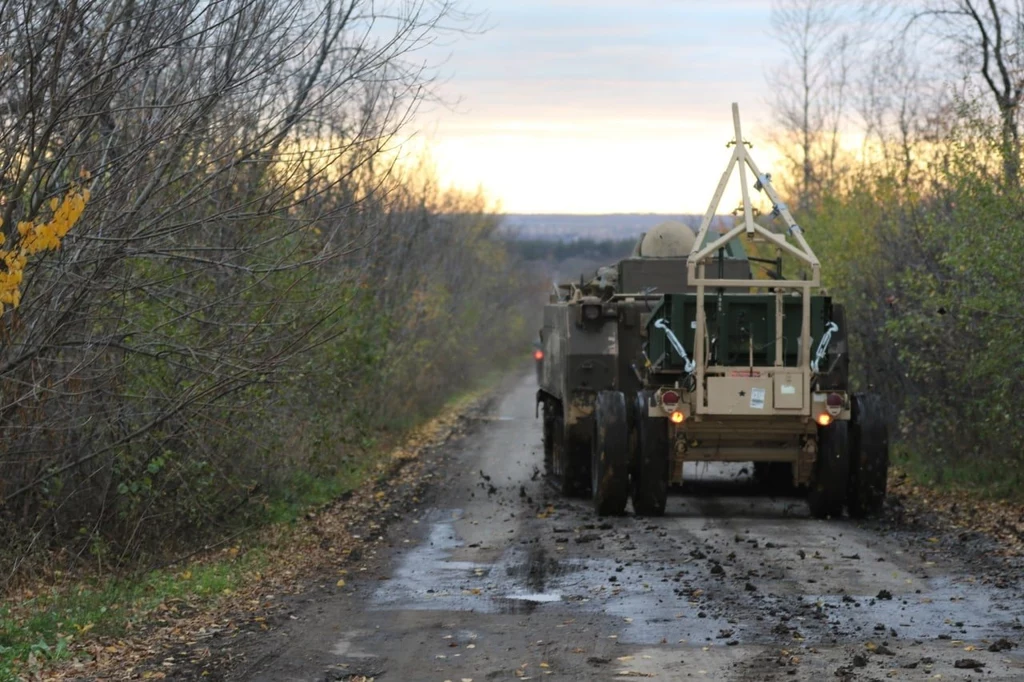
235,373 -> 1024,681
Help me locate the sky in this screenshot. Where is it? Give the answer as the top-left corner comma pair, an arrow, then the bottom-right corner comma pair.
411,0 -> 790,215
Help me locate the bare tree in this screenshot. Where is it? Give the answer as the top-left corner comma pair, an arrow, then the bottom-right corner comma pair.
768,0 -> 875,207
0,0 -> 535,578
912,0 -> 1024,186
768,0 -> 839,207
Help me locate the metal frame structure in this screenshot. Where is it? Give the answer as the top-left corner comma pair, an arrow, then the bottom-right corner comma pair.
686,103 -> 822,418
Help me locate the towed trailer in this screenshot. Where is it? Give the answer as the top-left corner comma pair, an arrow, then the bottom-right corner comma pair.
539,104 -> 889,518
587,104 -> 889,518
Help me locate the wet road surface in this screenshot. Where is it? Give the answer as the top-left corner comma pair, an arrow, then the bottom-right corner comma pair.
236,373 -> 1024,681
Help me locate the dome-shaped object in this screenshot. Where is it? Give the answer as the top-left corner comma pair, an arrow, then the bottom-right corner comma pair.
638,220 -> 696,257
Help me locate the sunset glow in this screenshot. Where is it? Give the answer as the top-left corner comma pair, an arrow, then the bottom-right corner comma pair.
412,1 -> 790,214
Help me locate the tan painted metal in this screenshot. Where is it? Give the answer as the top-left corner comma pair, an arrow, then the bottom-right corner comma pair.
686,104 -> 825,420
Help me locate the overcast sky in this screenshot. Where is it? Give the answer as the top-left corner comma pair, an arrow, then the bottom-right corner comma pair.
412,0 -> 790,214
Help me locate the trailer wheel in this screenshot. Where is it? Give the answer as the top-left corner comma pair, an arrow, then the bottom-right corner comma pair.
631,393 -> 669,516
808,420 -> 849,519
847,393 -> 889,518
591,390 -> 629,516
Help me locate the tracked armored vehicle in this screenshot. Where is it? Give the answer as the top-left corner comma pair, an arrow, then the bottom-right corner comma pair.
538,104 -> 889,519
536,221 -> 750,511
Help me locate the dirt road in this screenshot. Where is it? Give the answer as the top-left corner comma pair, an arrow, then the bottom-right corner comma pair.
233,373 -> 1024,681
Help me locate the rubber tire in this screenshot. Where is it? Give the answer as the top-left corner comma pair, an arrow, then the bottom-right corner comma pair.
563,423 -> 592,498
553,412 -> 591,497
542,402 -> 555,478
808,420 -> 849,519
550,412 -> 576,496
848,393 -> 889,518
591,391 -> 630,516
631,393 -> 670,517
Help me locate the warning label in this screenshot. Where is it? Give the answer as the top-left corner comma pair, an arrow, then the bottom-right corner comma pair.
750,387 -> 766,410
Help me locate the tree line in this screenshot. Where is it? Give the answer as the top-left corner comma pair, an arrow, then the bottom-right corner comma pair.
0,0 -> 537,582
508,237 -> 638,264
768,0 -> 1024,493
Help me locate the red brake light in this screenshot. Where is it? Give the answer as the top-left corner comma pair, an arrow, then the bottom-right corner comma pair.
826,392 -> 843,407
661,390 -> 680,406
533,350 -> 544,361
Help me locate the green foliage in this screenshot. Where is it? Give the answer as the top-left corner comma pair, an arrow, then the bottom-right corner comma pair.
0,556 -> 259,676
797,116 -> 1024,496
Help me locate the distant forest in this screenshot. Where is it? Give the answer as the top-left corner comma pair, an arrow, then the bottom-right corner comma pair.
508,237 -> 637,262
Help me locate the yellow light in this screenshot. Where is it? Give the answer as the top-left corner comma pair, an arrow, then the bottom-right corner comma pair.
670,411 -> 685,424
816,413 -> 832,427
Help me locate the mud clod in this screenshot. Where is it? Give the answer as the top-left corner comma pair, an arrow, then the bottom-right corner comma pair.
954,658 -> 985,670
988,638 -> 1015,652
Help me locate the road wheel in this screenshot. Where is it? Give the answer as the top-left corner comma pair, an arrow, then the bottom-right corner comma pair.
808,420 -> 849,519
542,401 -> 555,478
563,422 -> 592,498
848,393 -> 889,518
591,390 -> 629,516
631,393 -> 669,516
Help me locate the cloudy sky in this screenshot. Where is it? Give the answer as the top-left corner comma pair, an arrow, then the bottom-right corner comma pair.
413,0 -> 790,214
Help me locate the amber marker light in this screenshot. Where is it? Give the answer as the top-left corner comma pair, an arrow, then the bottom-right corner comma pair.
816,413 -> 833,427
533,350 -> 544,361
670,411 -> 685,424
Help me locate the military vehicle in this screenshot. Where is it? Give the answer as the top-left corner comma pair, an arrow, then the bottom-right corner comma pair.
536,221 -> 750,511
538,104 -> 889,519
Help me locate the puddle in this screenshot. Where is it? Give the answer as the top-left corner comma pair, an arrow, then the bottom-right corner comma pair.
372,512 -> 575,615
371,508 -> 742,644
371,509 -> 1024,647
332,630 -> 379,659
504,592 -> 562,603
805,576 -> 1024,640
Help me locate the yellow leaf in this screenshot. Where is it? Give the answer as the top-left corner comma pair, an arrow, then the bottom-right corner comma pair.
336,578 -> 346,587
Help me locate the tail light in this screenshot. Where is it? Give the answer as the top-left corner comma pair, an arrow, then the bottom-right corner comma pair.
661,390 -> 680,407
816,413 -> 833,427
670,411 -> 685,424
826,392 -> 843,417
533,350 -> 544,361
